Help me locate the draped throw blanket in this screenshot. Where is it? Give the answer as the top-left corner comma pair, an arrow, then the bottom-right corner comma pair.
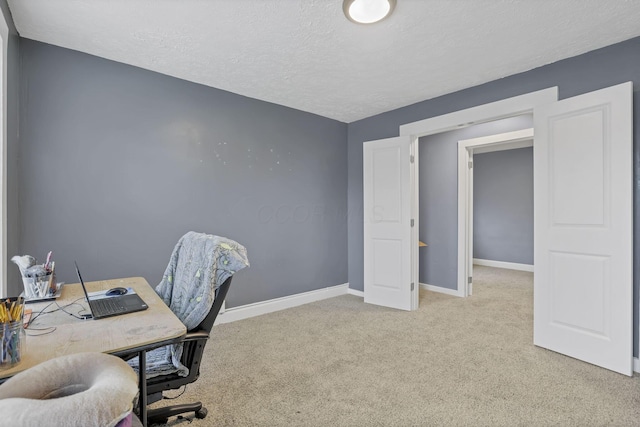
128,232 -> 249,378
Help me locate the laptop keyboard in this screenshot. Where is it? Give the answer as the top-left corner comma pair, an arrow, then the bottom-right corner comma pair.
92,297 -> 126,316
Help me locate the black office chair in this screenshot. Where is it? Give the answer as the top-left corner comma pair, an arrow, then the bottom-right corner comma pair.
145,275 -> 233,425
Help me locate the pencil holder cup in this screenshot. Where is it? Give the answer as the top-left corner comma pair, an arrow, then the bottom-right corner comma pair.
22,268 -> 55,299
0,321 -> 24,369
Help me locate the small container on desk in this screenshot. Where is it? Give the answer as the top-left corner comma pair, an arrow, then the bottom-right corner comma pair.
0,297 -> 25,370
22,262 -> 56,300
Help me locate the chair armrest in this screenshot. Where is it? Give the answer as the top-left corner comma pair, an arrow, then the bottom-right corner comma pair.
117,331 -> 209,362
183,330 -> 210,342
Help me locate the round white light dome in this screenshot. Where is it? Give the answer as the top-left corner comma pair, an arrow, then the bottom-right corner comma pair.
343,0 -> 396,24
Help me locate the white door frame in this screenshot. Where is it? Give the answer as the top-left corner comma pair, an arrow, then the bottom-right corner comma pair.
0,11 -> 8,298
399,87 -> 558,297
457,128 -> 534,297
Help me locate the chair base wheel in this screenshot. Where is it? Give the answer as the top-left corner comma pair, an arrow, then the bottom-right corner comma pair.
147,403 -> 207,424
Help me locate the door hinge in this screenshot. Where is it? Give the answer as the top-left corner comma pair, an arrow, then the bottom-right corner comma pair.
411,282 -> 415,291
410,155 -> 415,163
468,276 -> 472,284
468,160 -> 473,169
411,219 -> 415,227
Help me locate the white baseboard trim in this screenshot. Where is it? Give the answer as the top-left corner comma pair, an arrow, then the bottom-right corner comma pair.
347,288 -> 364,298
419,283 -> 462,297
216,283 -> 349,325
473,258 -> 534,272
634,357 -> 640,373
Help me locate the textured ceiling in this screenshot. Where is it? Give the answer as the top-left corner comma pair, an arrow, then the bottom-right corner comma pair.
7,0 -> 640,123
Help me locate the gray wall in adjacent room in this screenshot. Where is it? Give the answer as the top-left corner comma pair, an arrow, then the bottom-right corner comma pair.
473,147 -> 533,265
0,1 -> 21,294
418,116 -> 532,289
18,40 -> 348,307
347,35 -> 640,355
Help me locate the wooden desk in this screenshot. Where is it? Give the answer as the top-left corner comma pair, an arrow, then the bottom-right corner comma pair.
0,277 -> 186,426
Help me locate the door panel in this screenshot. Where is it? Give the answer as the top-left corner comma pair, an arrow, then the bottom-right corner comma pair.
550,108 -> 606,225
549,252 -> 609,336
364,136 -> 414,310
534,82 -> 633,375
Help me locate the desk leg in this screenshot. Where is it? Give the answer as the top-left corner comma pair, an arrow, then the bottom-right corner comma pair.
138,350 -> 147,427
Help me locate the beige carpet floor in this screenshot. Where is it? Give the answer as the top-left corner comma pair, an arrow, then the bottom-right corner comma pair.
153,266 -> 640,426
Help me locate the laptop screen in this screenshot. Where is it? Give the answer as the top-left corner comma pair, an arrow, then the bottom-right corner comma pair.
74,261 -> 93,307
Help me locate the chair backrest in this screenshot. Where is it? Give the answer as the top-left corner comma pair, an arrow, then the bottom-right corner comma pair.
156,232 -> 248,330
149,275 -> 233,393
193,276 -> 233,333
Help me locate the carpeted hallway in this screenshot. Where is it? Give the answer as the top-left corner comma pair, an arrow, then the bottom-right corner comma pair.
154,266 -> 640,426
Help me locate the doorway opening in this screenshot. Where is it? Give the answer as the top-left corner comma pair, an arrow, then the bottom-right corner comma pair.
457,127 -> 534,297
399,88 -> 557,300
415,116 -> 534,297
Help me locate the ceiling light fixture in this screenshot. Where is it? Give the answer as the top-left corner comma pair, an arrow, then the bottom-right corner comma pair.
343,0 -> 397,24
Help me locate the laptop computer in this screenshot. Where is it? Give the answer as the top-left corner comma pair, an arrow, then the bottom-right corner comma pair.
74,261 -> 148,319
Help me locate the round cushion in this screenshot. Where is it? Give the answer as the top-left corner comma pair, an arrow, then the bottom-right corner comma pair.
0,352 -> 138,427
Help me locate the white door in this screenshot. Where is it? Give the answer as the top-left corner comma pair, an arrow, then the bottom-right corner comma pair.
363,136 -> 416,311
534,82 -> 633,375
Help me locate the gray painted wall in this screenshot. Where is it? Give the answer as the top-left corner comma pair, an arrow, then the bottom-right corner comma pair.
473,147 -> 533,265
418,116 -> 532,289
348,36 -> 640,356
16,40 -> 348,306
0,1 -> 21,291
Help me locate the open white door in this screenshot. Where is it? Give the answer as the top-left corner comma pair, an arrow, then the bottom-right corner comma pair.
534,82 -> 633,375
363,136 -> 417,311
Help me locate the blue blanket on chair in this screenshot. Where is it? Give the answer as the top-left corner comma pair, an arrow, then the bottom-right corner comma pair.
128,232 -> 249,378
